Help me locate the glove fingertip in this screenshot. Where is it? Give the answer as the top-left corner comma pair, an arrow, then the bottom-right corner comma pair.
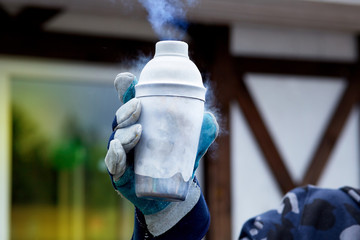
114,98 -> 142,129
122,77 -> 138,104
202,112 -> 219,141
114,72 -> 137,104
120,124 -> 142,153
192,112 -> 219,175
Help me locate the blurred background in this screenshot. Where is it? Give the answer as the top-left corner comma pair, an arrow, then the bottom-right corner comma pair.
0,0 -> 359,239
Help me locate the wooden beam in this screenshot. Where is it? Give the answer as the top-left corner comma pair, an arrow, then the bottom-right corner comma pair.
15,6 -> 62,30
236,76 -> 296,194
234,55 -> 358,189
302,34 -> 360,185
189,25 -> 233,240
301,73 -> 360,185
235,57 -> 354,78
0,5 -> 62,31
0,30 -> 155,63
0,6 -> 155,63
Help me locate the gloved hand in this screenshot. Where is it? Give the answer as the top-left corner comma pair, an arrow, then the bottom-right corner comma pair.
105,72 -> 219,216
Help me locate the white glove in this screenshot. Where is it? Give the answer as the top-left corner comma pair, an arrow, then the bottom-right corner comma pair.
105,72 -> 141,181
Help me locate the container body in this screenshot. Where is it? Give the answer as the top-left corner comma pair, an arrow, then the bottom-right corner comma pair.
134,96 -> 204,200
134,40 -> 205,201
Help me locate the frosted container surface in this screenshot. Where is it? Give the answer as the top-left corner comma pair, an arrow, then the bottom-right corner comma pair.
134,40 -> 206,201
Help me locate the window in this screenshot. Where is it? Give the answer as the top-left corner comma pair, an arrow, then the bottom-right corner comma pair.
1,58 -> 136,240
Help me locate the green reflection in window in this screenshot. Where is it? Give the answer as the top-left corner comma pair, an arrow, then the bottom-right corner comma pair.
11,78 -> 133,240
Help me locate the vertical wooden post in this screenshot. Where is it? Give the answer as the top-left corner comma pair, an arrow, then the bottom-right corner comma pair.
190,25 -> 235,240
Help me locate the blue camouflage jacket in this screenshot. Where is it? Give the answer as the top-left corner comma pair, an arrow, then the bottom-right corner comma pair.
133,185 -> 360,240
240,185 -> 360,240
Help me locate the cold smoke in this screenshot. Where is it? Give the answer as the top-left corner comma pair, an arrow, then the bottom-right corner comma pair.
203,76 -> 226,156
126,53 -> 152,76
204,75 -> 227,137
138,0 -> 198,40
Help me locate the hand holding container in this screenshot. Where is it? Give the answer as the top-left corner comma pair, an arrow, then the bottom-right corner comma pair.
134,40 -> 206,201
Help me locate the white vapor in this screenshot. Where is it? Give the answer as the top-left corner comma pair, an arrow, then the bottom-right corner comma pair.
137,0 -> 198,40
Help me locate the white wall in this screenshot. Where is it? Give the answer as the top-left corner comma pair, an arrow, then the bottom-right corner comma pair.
230,74 -> 359,239
231,24 -> 357,62
231,99 -> 283,240
244,74 -> 347,183
229,22 -> 358,239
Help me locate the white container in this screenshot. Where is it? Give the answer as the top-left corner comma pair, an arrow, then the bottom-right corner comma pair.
134,40 -> 206,201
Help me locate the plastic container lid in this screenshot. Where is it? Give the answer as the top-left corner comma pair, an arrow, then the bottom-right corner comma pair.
135,40 -> 206,101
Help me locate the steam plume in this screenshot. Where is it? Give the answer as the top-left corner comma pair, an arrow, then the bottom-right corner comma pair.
204,75 -> 227,138
138,0 -> 198,40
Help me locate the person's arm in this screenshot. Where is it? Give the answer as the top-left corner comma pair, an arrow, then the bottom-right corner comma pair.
239,185 -> 360,240
105,72 -> 218,239
132,177 -> 210,240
